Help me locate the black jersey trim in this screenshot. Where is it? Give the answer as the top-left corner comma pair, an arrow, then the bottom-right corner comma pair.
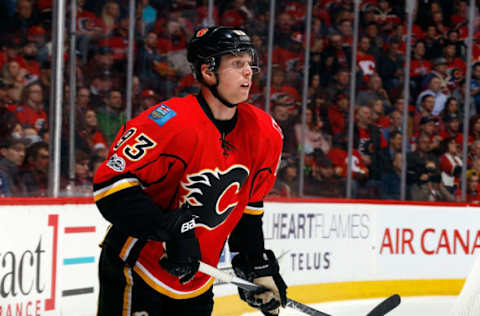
248,167 -> 272,199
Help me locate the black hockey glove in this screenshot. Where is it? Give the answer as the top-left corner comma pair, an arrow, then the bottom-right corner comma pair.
232,249 -> 287,316
158,208 -> 201,284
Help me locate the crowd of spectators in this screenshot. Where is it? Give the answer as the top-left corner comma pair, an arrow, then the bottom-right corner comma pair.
1,0 -> 480,202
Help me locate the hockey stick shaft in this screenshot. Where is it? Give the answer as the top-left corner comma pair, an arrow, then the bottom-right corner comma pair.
199,262 -> 401,316
199,261 -> 331,316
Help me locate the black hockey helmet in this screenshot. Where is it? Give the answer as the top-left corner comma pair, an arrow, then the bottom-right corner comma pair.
187,26 -> 259,80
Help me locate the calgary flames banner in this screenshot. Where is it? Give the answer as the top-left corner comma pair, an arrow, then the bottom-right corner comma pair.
1,198 -> 480,316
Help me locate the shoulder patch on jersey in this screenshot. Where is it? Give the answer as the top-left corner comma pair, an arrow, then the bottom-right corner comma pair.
149,104 -> 177,126
106,154 -> 126,172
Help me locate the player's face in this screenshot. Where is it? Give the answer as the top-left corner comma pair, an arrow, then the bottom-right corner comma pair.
217,53 -> 253,104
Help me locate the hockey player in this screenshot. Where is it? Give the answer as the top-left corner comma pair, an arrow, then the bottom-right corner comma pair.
93,26 -> 287,315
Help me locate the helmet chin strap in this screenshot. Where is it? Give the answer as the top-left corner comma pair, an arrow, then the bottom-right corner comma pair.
207,75 -> 238,108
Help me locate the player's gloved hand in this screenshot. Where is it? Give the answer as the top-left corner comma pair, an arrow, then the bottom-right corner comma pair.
158,209 -> 201,284
232,249 -> 287,315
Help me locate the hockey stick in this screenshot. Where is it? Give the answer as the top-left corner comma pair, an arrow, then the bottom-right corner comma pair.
199,262 -> 401,316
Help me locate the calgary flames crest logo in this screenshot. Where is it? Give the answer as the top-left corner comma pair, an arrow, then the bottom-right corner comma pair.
180,165 -> 249,230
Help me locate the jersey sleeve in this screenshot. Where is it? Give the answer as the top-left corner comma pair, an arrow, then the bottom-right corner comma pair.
93,106 -> 198,240
245,115 -> 283,215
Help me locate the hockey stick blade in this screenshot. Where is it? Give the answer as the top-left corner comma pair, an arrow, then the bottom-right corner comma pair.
365,294 -> 401,316
199,262 -> 331,316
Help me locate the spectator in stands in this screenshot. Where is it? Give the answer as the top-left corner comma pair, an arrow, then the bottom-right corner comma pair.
4,0 -> 39,35
1,60 -> 27,103
78,108 -> 108,158
96,89 -> 126,145
444,40 -> 466,78
410,40 -> 431,96
271,95 -> 297,154
369,98 -> 390,129
413,94 -> 444,133
8,81 -> 47,131
21,38 -> 40,78
76,87 -> 91,113
442,96 -> 462,123
407,133 -> 437,185
457,170 -> 480,203
85,46 -> 116,79
377,130 -> 403,177
0,136 -> 27,196
136,31 -> 178,96
294,107 -> 331,155
417,76 -> 449,116
271,158 -> 299,198
136,89 -> 158,115
306,155 -> 345,198
469,114 -> 480,144
377,39 -> 403,91
88,70 -> 114,109
356,36 -> 376,84
64,149 -> 93,196
325,67 -> 350,104
439,136 -> 463,194
328,92 -> 349,135
354,104 -> 387,196
381,110 -> 403,142
409,159 -> 456,201
470,62 -> 480,114
19,141 -> 49,196
357,73 -> 392,111
0,79 -> 14,108
440,113 -> 461,142
422,57 -> 451,93
221,0 -> 253,28
378,152 -> 402,200
324,33 -> 350,71
269,66 -> 299,103
98,1 -> 120,36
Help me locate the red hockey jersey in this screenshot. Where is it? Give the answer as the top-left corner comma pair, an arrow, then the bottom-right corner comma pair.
93,94 -> 283,298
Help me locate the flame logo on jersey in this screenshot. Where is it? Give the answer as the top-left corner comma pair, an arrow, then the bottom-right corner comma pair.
180,165 -> 249,230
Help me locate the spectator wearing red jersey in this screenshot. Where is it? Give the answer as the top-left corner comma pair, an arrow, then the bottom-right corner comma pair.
220,0 -> 253,28
20,39 -> 40,78
409,40 -> 431,96
269,66 -> 300,103
8,81 -> 47,131
97,1 -> 120,36
98,14 -> 133,64
444,41 -> 466,78
439,113 -> 461,142
136,89 -> 158,115
354,104 -> 388,196
439,136 -> 463,194
328,92 -> 349,135
272,32 -> 305,78
356,36 -> 377,84
369,98 -> 390,129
